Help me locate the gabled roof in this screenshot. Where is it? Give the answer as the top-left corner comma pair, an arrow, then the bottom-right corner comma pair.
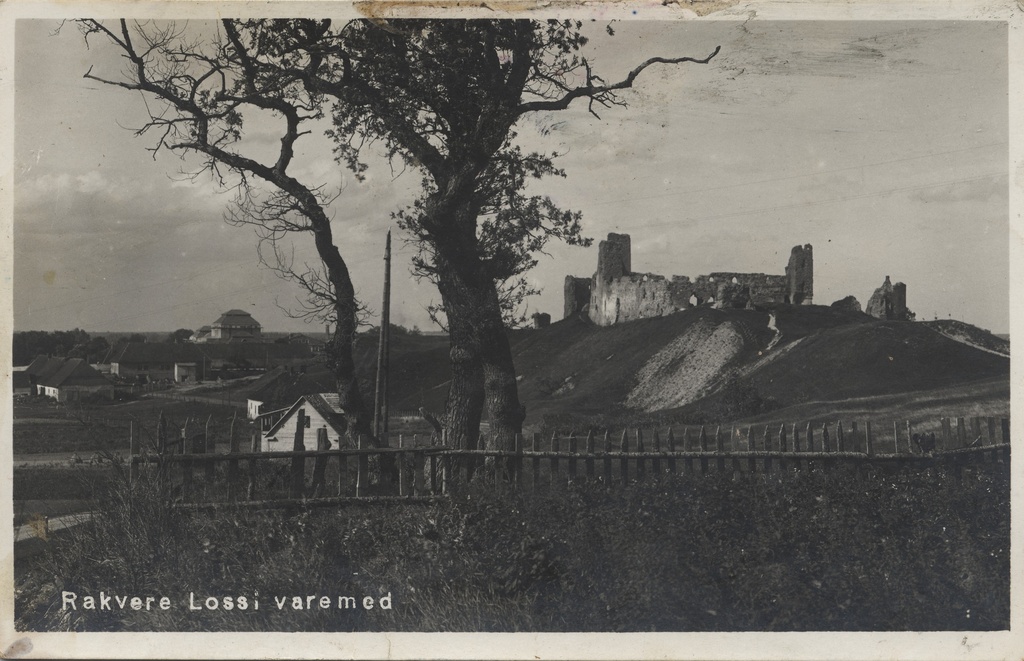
263,393 -> 348,439
37,358 -> 111,388
25,355 -> 64,378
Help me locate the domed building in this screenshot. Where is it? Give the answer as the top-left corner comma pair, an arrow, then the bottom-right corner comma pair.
192,309 -> 263,343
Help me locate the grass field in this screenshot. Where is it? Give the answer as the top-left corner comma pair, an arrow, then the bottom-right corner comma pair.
15,459 -> 1009,633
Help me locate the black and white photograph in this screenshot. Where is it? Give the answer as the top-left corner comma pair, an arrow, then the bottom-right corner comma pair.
2,1 -> 1021,658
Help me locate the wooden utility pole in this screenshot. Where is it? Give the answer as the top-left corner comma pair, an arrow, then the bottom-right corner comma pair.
373,229 -> 392,439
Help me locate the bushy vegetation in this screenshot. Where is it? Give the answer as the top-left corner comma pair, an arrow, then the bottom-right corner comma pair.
17,462 -> 1008,632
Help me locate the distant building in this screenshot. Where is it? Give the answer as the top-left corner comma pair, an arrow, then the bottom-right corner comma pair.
109,341 -> 317,383
193,309 -> 262,343
25,356 -> 113,402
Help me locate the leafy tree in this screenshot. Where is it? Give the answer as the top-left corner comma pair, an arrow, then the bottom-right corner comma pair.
233,19 -> 719,451
165,328 -> 195,344
78,19 -> 381,445
78,19 -> 719,454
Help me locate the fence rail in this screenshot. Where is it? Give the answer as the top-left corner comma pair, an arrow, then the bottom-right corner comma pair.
128,413 -> 1010,508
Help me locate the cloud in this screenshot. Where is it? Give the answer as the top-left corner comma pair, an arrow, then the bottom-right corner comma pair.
911,175 -> 1007,205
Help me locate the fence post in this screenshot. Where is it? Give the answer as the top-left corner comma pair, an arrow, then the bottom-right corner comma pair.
157,412 -> 168,493
311,427 -> 330,498
714,426 -> 724,473
666,429 -> 677,476
792,422 -> 801,453
620,430 -> 630,485
568,432 -> 578,483
514,433 -> 524,492
956,417 -> 966,450
762,425 -> 772,474
778,424 -> 788,472
290,409 -> 307,499
651,430 -> 661,478
129,420 -> 138,483
203,415 -> 215,485
398,434 -> 408,497
746,426 -> 755,474
532,433 -> 541,492
865,420 -> 874,457
940,418 -> 952,452
893,421 -> 900,455
551,433 -> 561,487
337,436 -> 349,497
585,431 -> 596,480
227,412 -> 240,500
355,433 -> 368,498
247,430 -> 258,501
698,426 -> 709,475
850,420 -> 859,454
836,421 -> 845,453
821,423 -> 831,475
635,430 -> 646,483
603,431 -> 613,484
414,449 -> 426,496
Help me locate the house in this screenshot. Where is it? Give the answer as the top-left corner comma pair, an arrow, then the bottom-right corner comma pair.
34,358 -> 113,402
109,341 -> 316,383
260,393 -> 348,452
109,343 -> 203,383
194,309 -> 263,343
282,333 -> 327,353
24,355 -> 68,394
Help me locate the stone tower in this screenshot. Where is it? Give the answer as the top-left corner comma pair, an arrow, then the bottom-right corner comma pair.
589,233 -> 633,326
866,276 -> 909,320
596,233 -> 631,281
785,244 -> 813,305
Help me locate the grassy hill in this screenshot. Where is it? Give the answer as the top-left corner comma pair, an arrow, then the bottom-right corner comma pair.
382,305 -> 1008,432
228,305 -> 1009,433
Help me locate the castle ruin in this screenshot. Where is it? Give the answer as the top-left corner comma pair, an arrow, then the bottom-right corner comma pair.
865,276 -> 913,321
565,233 -> 814,326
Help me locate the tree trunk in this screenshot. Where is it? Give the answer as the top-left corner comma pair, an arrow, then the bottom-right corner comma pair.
435,248 -> 525,452
311,219 -> 383,448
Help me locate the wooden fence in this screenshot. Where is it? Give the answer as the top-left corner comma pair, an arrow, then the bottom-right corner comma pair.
128,413 -> 1010,508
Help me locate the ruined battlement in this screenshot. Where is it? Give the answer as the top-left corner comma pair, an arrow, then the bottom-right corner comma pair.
571,234 -> 814,326
866,275 -> 912,321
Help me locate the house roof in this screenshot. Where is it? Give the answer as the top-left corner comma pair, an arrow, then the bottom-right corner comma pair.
37,358 -> 111,388
247,366 -> 335,408
25,355 -> 64,378
214,310 -> 261,328
196,343 -> 314,362
263,393 -> 348,439
111,343 -> 200,365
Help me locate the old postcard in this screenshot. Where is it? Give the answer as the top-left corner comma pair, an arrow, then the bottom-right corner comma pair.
1,0 -> 1021,658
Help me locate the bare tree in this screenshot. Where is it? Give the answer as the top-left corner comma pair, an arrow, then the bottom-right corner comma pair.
80,18 -> 719,457
78,19 -> 382,445
231,19 -> 720,452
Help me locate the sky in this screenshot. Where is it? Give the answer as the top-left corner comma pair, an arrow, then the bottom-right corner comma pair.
12,19 -> 1009,335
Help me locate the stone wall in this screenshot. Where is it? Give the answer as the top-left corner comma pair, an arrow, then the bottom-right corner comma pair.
785,244 -> 814,304
866,276 -> 910,320
572,233 -> 814,327
563,276 -> 592,319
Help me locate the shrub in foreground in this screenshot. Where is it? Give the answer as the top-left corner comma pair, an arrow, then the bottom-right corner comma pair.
16,462 -> 1009,632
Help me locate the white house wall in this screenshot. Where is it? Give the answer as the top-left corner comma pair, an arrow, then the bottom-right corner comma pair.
261,405 -> 341,452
